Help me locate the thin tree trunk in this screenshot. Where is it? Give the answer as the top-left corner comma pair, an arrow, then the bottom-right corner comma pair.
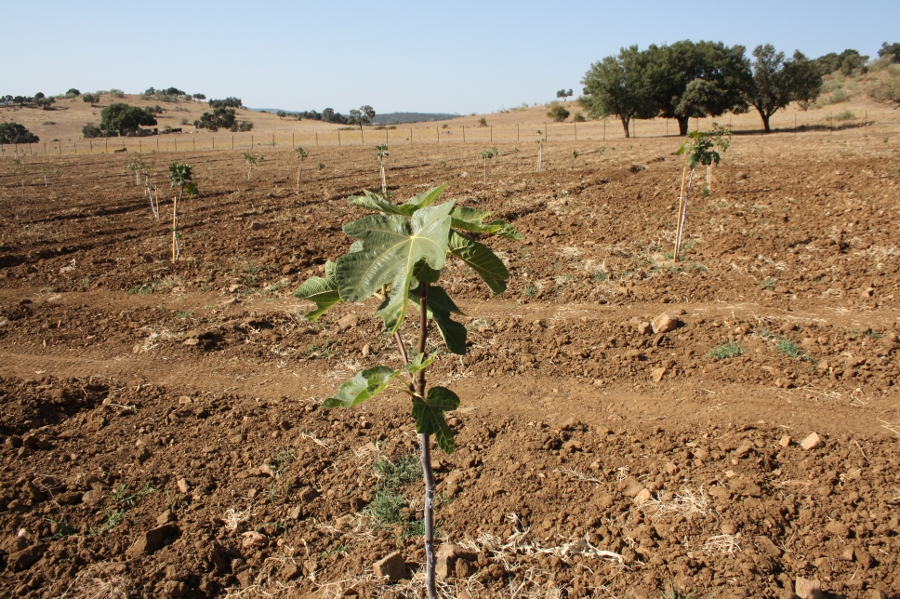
296,165 -> 301,194
416,283 -> 437,599
380,163 -> 387,193
677,116 -> 690,136
620,116 -> 631,138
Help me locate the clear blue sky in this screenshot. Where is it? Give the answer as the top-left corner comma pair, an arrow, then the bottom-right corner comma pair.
2,0 -> 897,115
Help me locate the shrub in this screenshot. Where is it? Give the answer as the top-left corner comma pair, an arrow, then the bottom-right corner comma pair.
194,107 -> 236,132
834,109 -> 855,121
238,121 -> 253,132
67,88 -> 81,97
209,97 -> 242,109
573,112 -> 586,122
547,103 -> 570,122
0,122 -> 39,144
109,88 -> 125,98
100,103 -> 157,135
82,123 -> 102,138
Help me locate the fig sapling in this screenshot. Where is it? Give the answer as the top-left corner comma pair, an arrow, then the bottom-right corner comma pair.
294,147 -> 307,194
480,147 -> 497,184
295,184 -> 522,598
167,163 -> 197,261
374,144 -> 389,193
242,153 -> 263,181
673,123 -> 731,261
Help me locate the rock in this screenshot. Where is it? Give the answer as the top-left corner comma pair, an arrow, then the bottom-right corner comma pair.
651,312 -> 680,334
854,548 -> 874,569
337,314 -> 358,331
651,367 -> 667,383
8,544 -> 47,571
126,524 -> 179,558
156,510 -> 176,525
637,322 -> 652,335
824,520 -> 848,537
756,536 -> 782,558
779,435 -> 792,449
633,488 -> 652,505
176,478 -> 191,494
373,551 -> 405,582
721,522 -> 737,535
241,531 -> 268,549
182,337 -> 200,346
618,477 -> 645,497
869,590 -> 888,599
800,433 -> 823,450
436,544 -> 478,579
82,489 -> 104,506
178,396 -> 192,404
794,576 -> 823,599
259,463 -> 275,477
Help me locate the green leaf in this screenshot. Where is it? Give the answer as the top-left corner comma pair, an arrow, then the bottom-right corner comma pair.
349,190 -> 406,216
398,184 -> 446,216
413,260 -> 441,284
421,285 -> 467,355
449,206 -> 523,240
294,261 -> 341,321
322,366 -> 399,408
412,387 -> 460,454
448,231 -> 509,294
405,352 -> 436,373
337,203 -> 453,332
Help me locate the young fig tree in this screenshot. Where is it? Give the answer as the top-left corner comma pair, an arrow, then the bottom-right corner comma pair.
167,163 -> 198,261
294,184 -> 522,598
374,144 -> 389,193
673,123 -> 731,261
480,147 -> 497,184
242,153 -> 263,181
294,147 -> 307,194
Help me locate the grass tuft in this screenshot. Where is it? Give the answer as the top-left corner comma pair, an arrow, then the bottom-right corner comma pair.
707,341 -> 743,360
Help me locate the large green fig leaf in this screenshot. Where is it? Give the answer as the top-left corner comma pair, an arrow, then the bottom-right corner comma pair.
412,386 -> 460,454
448,231 -> 509,294
450,206 -> 524,240
398,184 -> 446,216
423,285 -> 467,355
349,190 -> 406,216
294,261 -> 341,321
322,366 -> 399,408
337,203 -> 454,332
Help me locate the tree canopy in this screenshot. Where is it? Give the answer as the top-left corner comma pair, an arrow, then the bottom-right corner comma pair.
194,107 -> 236,132
879,42 -> 900,63
744,44 -> 822,132
580,46 -> 654,137
0,122 -> 39,144
99,103 -> 158,135
348,105 -> 376,130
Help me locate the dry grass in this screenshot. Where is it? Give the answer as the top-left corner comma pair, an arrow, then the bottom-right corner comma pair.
640,487 -> 713,521
60,563 -> 134,599
703,534 -> 742,555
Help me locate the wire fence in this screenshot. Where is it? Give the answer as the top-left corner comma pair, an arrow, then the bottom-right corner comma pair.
1,108 -> 895,158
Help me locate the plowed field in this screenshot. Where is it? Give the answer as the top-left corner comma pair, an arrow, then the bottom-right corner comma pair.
1,127 -> 899,599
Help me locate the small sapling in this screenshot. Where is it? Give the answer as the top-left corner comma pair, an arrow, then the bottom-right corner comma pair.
294,147 -> 308,194
295,184 -> 522,598
40,165 -> 48,187
242,153 -> 263,181
673,124 -> 731,261
12,159 -> 27,198
480,147 -> 497,184
374,144 -> 389,193
167,163 -> 198,262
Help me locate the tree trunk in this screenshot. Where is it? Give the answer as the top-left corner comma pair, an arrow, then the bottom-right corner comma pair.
415,283 -> 437,599
677,116 -> 690,136
620,116 -> 631,138
761,112 -> 772,133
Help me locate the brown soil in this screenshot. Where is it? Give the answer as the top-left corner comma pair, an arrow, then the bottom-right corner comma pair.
1,125 -> 899,599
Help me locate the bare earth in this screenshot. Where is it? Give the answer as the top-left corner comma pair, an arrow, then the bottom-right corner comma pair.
0,107 -> 899,599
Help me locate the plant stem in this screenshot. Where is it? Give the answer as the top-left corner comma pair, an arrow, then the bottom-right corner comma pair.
416,282 -> 437,599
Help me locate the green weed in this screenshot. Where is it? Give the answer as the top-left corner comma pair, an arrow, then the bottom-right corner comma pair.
523,284 -> 536,299
363,490 -> 406,528
776,339 -> 800,359
707,341 -> 743,360
374,455 -> 422,489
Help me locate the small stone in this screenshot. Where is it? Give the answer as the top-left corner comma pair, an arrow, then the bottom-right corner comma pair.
854,548 -> 874,569
178,396 -> 192,404
779,435 -> 792,449
361,344 -> 371,357
824,520 -> 848,537
337,314 -> 358,331
800,433 -> 823,450
259,464 -> 275,477
126,524 -> 179,557
156,510 -> 176,525
618,477 -> 645,497
721,522 -> 736,535
373,551 -> 405,582
176,478 -> 191,494
651,312 -> 680,334
241,531 -> 268,549
841,547 -> 855,561
637,322 -> 652,335
795,576 -> 824,599
633,488 -> 652,505
436,544 -> 478,579
756,536 -> 782,558
82,489 -> 104,506
651,367 -> 667,383
182,338 -> 200,346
